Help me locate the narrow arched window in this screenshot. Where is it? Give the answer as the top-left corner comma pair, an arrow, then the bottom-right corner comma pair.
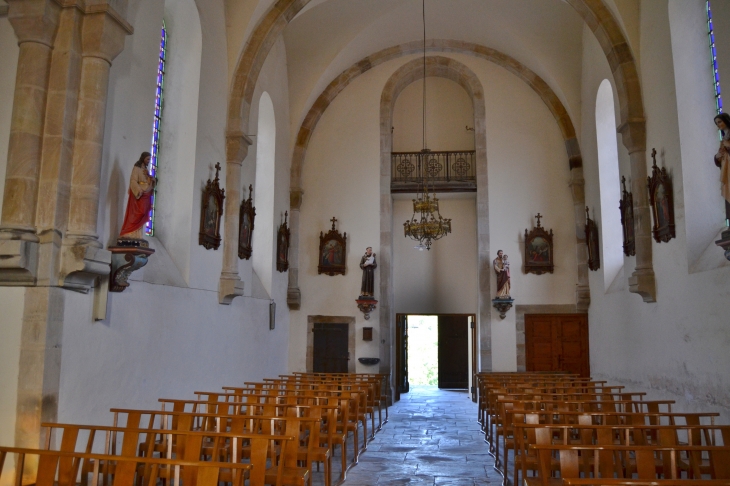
708,1 -> 723,115
145,21 -> 167,236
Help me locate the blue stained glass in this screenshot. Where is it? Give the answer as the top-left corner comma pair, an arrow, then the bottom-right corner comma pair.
145,20 -> 166,237
708,1 -> 723,116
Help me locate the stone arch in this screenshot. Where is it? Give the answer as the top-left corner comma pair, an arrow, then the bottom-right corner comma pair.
376,56 -> 490,380
285,41 -> 590,314
222,0 -> 654,304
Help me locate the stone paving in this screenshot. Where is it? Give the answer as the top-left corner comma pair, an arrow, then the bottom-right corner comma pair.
315,385 -> 498,486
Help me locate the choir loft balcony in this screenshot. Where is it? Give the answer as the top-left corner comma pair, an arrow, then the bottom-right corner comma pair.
391,150 -> 477,193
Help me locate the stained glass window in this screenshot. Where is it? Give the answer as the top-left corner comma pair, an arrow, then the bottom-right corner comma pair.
708,1 -> 723,115
145,21 -> 166,236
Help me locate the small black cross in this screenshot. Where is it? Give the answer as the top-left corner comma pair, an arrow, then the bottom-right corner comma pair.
214,162 -> 222,180
535,213 -> 543,227
651,148 -> 658,167
330,217 -> 338,230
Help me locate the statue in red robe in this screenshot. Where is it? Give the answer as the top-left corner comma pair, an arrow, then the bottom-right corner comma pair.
119,152 -> 156,240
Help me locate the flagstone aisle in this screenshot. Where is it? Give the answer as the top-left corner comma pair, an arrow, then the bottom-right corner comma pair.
338,385 -> 498,485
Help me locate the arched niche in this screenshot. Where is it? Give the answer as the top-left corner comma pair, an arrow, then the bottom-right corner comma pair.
595,79 -> 624,290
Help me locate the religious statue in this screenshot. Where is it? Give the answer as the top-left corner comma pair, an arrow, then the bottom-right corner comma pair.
359,247 -> 377,298
119,152 -> 156,241
713,113 -> 730,223
493,250 -> 510,299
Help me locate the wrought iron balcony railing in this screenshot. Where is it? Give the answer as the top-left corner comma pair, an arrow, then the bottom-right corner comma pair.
391,150 -> 477,193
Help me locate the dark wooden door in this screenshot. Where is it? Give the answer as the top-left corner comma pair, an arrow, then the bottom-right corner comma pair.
470,316 -> 477,402
313,323 -> 349,373
525,314 -> 590,377
437,315 -> 469,389
395,314 -> 409,400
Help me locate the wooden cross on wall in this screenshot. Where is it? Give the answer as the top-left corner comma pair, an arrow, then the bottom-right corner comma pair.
330,217 -> 338,230
214,162 -> 222,181
535,213 -> 543,228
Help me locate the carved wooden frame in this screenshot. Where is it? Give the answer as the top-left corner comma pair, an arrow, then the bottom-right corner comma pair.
524,214 -> 554,275
585,207 -> 601,271
199,163 -> 225,250
276,211 -> 290,273
647,148 -> 676,243
318,217 -> 347,276
619,176 -> 636,256
238,184 -> 256,260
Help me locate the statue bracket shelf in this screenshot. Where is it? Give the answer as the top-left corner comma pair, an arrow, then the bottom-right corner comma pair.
108,240 -> 155,292
356,297 -> 378,320
358,357 -> 380,366
715,229 -> 730,262
492,298 -> 514,319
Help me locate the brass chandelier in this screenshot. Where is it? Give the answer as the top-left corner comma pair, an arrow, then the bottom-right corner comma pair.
403,0 -> 452,251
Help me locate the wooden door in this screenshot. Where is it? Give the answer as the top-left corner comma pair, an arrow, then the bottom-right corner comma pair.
470,316 -> 477,402
437,315 -> 469,389
395,314 -> 409,401
313,323 -> 349,373
525,314 -> 590,377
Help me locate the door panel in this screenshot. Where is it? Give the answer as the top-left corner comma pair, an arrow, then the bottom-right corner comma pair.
525,314 -> 589,377
313,323 -> 349,373
395,314 -> 409,400
437,315 -> 469,389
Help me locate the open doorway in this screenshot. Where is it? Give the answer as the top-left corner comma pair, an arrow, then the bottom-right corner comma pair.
395,314 -> 475,400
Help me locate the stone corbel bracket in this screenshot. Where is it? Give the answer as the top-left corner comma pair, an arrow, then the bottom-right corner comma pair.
0,239 -> 39,285
59,244 -> 111,292
492,298 -> 514,319
716,229 -> 730,261
108,245 -> 154,292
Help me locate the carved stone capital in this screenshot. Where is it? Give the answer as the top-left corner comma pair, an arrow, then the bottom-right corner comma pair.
290,189 -> 304,211
0,239 -> 39,285
219,275 -> 244,305
628,268 -> 656,303
225,130 -> 253,166
7,0 -> 61,46
617,118 -> 646,154
79,4 -> 133,64
715,229 -> 730,261
59,243 -> 111,292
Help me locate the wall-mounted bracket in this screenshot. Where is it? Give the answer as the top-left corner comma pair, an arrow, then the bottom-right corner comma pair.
109,240 -> 155,292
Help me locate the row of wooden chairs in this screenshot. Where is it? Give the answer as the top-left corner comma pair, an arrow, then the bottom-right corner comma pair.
0,372 -> 388,486
476,372 -> 730,486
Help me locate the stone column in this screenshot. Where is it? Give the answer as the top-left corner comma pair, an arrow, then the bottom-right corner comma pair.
60,7 -> 131,290
618,120 -> 656,302
286,188 -> 302,308
218,131 -> 250,304
0,0 -> 60,284
566,137 -> 590,312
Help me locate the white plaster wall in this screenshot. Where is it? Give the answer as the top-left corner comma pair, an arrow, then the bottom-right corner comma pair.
392,77 -> 475,152
290,53 -> 578,374
393,197 -> 478,315
0,15 -> 19,212
582,0 -> 730,423
0,287 -> 24,447
55,0 -> 291,425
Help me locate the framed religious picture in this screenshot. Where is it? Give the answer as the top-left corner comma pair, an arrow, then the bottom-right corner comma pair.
647,148 -> 676,243
276,211 -> 290,273
318,217 -> 347,276
619,176 -> 635,256
524,213 -> 554,275
238,184 -> 256,259
585,207 -> 601,271
199,163 -> 225,250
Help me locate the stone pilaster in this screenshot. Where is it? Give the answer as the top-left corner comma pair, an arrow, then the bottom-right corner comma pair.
286,188 -> 303,309
218,131 -> 250,304
0,0 -> 61,285
618,119 -> 656,303
60,3 -> 131,290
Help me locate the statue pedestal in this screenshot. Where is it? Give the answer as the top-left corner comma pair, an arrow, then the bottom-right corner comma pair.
356,297 -> 378,320
109,239 -> 155,292
715,229 -> 730,262
492,298 -> 514,319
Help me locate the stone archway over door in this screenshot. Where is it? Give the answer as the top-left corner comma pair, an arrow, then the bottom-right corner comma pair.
224,0 -> 655,305
378,56 -> 489,397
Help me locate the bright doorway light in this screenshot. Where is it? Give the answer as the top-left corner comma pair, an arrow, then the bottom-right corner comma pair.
407,315 -> 438,385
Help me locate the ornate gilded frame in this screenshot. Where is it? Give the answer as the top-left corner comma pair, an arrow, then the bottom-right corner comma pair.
238,184 -> 256,260
619,176 -> 636,256
585,207 -> 601,271
647,148 -> 676,243
199,163 -> 225,250
524,214 -> 554,275
276,211 -> 290,273
318,217 -> 347,276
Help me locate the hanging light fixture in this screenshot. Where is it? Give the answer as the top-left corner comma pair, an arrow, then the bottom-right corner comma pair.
403,0 -> 452,251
